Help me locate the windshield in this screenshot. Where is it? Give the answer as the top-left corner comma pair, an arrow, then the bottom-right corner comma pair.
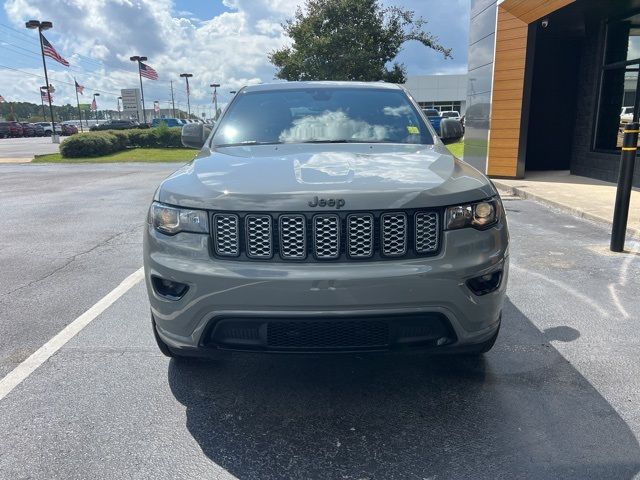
442,111 -> 459,118
212,87 -> 433,147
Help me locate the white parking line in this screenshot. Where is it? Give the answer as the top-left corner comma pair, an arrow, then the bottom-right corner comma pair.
0,267 -> 144,402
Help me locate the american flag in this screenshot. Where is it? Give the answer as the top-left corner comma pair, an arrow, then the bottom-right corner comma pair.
41,90 -> 52,103
91,98 -> 97,111
0,95 -> 5,103
75,79 -> 84,95
41,34 -> 70,67
139,62 -> 158,80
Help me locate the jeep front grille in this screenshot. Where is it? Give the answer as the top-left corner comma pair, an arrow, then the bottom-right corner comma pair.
279,215 -> 307,259
245,214 -> 272,258
347,214 -> 374,258
212,214 -> 239,256
381,213 -> 407,256
415,212 -> 439,253
313,215 -> 340,259
211,210 -> 441,261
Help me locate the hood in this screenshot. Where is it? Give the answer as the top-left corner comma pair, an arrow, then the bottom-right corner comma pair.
157,143 -> 496,211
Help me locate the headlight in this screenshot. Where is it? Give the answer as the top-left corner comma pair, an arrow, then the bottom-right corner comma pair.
149,202 -> 209,235
445,198 -> 501,230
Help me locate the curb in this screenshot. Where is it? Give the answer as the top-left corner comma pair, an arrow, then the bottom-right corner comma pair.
0,157 -> 33,164
493,180 -> 640,241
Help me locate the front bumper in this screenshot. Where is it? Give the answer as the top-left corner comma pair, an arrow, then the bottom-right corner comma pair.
144,220 -> 508,354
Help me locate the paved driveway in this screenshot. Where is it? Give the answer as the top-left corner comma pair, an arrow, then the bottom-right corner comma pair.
0,137 -> 61,160
0,163 -> 639,479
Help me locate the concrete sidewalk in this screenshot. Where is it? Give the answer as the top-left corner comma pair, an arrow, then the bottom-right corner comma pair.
493,171 -> 640,240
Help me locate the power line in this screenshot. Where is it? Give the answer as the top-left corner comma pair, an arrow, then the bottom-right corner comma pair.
0,63 -> 122,98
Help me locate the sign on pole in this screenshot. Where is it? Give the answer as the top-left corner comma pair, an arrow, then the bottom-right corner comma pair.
121,88 -> 142,121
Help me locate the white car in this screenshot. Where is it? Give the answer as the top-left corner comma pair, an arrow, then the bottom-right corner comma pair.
620,106 -> 634,125
441,110 -> 461,121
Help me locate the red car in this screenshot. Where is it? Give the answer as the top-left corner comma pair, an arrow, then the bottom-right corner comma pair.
20,123 -> 36,137
8,122 -> 24,137
61,124 -> 78,135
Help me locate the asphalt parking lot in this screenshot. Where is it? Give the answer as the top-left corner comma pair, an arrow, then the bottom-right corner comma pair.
0,163 -> 639,479
0,136 -> 61,159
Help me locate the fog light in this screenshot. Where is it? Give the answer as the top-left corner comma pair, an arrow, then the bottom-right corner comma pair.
466,271 -> 502,296
151,276 -> 189,300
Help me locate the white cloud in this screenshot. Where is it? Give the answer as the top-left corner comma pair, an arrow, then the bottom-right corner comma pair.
1,0 -> 469,110
2,0 -> 305,108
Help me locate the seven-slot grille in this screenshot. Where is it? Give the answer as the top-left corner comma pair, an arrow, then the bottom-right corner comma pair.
211,211 -> 440,261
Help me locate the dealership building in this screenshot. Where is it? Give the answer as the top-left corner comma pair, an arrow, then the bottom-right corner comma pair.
466,0 -> 640,187
403,74 -> 468,114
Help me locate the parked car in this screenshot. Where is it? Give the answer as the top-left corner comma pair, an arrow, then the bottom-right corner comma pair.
34,122 -> 62,135
0,122 -> 10,138
8,122 -> 24,137
620,106 -> 634,125
422,108 -> 442,134
90,120 -> 138,131
20,122 -> 36,137
441,110 -> 461,121
61,124 -> 78,135
31,123 -> 45,137
145,81 -> 508,360
151,118 -> 184,128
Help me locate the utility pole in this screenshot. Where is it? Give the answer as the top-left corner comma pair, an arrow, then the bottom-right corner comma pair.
26,20 -> 58,141
180,73 -> 193,118
170,80 -> 176,118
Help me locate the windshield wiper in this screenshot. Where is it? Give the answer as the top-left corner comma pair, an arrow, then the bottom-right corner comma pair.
215,140 -> 283,147
300,139 -> 385,144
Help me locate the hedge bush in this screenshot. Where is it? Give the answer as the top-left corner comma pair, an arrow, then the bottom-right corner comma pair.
60,126 -> 182,158
60,133 -> 120,157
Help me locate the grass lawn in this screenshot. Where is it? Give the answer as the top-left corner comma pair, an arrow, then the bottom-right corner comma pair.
445,139 -> 464,158
33,148 -> 197,163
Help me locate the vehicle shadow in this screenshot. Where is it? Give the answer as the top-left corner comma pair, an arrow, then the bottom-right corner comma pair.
168,299 -> 640,479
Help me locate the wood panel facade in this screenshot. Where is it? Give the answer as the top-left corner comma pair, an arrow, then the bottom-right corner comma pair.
487,0 -> 575,177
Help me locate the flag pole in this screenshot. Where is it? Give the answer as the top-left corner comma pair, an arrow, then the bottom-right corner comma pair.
74,78 -> 83,132
170,80 -> 176,118
37,31 -> 57,140
137,60 -> 147,124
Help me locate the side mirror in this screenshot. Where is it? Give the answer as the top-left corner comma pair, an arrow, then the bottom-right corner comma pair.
439,118 -> 464,144
181,123 -> 211,149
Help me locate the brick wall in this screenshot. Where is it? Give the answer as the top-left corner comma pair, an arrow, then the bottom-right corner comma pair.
570,14 -> 640,187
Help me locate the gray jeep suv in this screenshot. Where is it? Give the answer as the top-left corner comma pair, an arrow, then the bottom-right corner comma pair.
143,81 -> 508,358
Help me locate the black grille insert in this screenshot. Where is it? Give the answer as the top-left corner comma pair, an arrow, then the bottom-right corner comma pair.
207,314 -> 456,352
268,320 -> 389,349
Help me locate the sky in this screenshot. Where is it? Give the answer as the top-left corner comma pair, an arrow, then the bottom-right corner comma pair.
0,0 -> 469,114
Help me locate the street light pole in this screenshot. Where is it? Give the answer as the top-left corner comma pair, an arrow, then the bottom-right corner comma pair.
170,80 -> 176,118
117,96 -> 122,120
26,20 -> 57,141
39,86 -> 47,119
93,93 -> 100,124
180,73 -> 193,118
210,83 -> 220,120
130,55 -> 148,124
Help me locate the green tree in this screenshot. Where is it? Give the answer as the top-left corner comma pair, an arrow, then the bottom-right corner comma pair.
269,0 -> 452,83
